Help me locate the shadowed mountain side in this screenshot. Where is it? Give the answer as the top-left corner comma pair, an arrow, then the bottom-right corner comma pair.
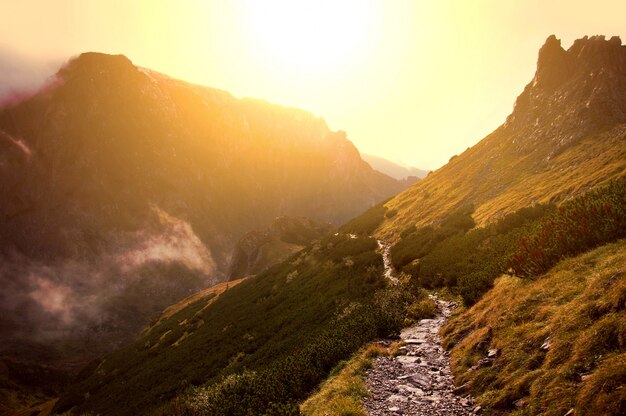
228,216 -> 335,280
375,35 -> 626,240
0,52 -> 403,411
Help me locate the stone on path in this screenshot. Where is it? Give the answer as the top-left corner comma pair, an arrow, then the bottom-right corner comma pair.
362,298 -> 474,415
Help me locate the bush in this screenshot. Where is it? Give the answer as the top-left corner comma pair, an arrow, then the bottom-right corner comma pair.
509,178 -> 626,277
172,286 -> 412,415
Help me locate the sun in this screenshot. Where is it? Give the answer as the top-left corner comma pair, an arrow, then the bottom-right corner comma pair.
243,0 -> 377,75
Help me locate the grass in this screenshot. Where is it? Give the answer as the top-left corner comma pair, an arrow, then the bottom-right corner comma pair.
376,122 -> 626,242
300,343 -> 403,416
441,239 -> 626,415
300,292 -> 433,416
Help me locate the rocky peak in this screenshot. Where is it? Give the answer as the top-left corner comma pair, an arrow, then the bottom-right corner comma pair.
535,35 -> 573,89
505,35 -> 626,152
58,52 -> 138,81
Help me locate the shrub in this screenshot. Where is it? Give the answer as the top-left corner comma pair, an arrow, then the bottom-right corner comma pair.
509,177 -> 626,277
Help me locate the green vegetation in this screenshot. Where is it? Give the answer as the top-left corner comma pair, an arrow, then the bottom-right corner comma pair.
442,239 -> 626,415
172,286 -> 433,416
339,202 -> 389,235
54,234 -> 423,416
389,177 -> 626,305
508,178 -> 626,276
390,202 -> 552,304
299,344 -> 391,416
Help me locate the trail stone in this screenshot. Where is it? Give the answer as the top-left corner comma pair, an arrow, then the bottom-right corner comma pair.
363,297 -> 474,415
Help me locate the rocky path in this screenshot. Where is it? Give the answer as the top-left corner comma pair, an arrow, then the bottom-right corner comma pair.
376,239 -> 398,284
363,297 -> 478,415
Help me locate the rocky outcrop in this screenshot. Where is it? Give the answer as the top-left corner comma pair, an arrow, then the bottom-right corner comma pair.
376,35 -> 626,236
506,35 -> 626,154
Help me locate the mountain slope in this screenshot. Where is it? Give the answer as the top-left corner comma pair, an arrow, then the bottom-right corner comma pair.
0,52 -> 402,411
375,35 -> 626,239
228,216 -> 335,280
51,35 -> 626,416
442,239 -> 626,415
54,233 -> 403,415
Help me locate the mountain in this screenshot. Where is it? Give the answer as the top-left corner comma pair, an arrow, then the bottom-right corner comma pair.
53,35 -> 626,416
228,216 -> 335,280
0,52 -> 403,412
374,35 -> 626,238
361,153 -> 429,183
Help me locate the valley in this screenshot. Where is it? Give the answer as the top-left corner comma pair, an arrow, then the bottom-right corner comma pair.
0,32 -> 625,416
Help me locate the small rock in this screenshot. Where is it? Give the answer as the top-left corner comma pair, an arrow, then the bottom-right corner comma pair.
487,348 -> 499,358
397,356 -> 420,364
541,338 -> 551,351
514,398 -> 526,408
388,406 -> 400,412
387,394 -> 407,402
405,338 -> 427,344
473,405 -> 483,414
470,358 -> 493,371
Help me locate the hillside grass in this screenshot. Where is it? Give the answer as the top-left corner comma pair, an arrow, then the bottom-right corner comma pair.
299,344 -> 391,416
377,125 -> 626,241
55,234 -> 416,415
442,239 -> 626,415
387,177 -> 625,305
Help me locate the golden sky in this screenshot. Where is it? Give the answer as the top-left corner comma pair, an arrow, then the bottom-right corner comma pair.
1,0 -> 624,169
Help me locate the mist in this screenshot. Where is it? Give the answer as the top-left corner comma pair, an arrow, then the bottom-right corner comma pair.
0,47 -> 61,106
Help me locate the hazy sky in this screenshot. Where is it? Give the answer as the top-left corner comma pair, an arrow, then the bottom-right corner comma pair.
1,0 -> 624,169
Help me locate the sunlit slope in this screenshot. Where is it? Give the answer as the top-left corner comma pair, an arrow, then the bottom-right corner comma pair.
442,239 -> 626,415
376,35 -> 626,239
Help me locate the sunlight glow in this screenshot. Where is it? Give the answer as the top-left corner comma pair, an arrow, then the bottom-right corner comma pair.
242,0 -> 376,75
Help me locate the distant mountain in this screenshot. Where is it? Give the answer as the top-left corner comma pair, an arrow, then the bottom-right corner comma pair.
228,216 -> 335,280
374,35 -> 626,238
0,52 -> 403,411
362,153 -> 429,182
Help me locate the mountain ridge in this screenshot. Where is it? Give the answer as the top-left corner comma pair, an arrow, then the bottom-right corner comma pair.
0,51 -> 404,412
375,35 -> 626,240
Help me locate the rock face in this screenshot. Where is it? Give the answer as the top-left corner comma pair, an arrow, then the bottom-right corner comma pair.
228,216 -> 334,280
0,52 -> 402,409
505,35 -> 626,155
377,35 -> 626,235
363,298 -> 475,415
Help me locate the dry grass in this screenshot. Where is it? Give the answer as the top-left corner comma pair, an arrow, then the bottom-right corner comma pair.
300,344 -> 395,416
375,124 -> 626,243
441,239 -> 626,415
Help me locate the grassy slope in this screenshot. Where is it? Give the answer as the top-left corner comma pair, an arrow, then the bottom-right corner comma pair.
377,125 -> 626,242
442,239 -> 626,415
56,234 -> 387,415
299,344 -> 388,416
